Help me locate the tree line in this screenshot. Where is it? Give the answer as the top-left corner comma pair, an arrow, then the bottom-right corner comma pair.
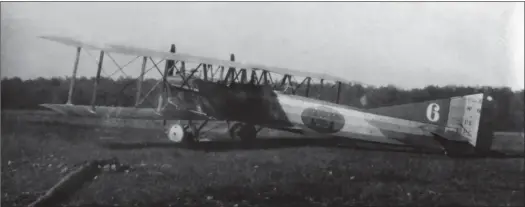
1,76 -> 523,132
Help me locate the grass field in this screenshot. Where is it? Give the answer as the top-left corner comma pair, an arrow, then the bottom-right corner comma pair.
1,110 -> 524,207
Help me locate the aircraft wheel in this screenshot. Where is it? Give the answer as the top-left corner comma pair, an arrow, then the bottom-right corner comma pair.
167,124 -> 196,145
229,123 -> 257,142
228,123 -> 241,140
182,124 -> 197,145
167,124 -> 185,142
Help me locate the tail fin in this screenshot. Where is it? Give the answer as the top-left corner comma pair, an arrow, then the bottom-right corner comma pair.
368,93 -> 495,153
472,94 -> 496,153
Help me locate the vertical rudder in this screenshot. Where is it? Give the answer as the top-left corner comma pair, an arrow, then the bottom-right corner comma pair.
454,93 -> 495,153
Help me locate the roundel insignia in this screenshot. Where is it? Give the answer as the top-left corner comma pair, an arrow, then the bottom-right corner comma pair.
301,106 -> 345,134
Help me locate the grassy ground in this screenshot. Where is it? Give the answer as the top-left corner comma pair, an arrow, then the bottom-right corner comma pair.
1,110 -> 524,207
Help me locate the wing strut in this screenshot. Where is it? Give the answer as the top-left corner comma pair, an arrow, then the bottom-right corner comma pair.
135,56 -> 148,107
90,51 -> 105,111
336,81 -> 342,104
305,77 -> 311,97
67,47 -> 82,105
318,79 -> 324,99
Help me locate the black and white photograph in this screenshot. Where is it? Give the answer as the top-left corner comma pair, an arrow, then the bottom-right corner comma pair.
1,1 -> 524,207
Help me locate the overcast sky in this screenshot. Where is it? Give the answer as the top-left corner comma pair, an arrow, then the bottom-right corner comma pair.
1,2 -> 523,90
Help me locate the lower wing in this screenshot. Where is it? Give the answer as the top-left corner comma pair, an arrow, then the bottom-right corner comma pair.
40,104 -> 212,120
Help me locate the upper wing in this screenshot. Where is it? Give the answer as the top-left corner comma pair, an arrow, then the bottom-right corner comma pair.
40,35 -> 350,83
40,36 -> 104,51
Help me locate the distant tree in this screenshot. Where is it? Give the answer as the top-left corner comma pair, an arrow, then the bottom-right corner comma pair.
1,77 -> 523,132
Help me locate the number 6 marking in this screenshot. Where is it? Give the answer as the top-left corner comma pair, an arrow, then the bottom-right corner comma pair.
426,103 -> 440,122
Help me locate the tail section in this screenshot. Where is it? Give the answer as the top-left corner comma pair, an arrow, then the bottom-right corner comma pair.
368,93 -> 495,153
468,93 -> 496,153
455,94 -> 485,148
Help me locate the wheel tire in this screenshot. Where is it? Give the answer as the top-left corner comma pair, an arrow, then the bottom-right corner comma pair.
229,123 -> 257,142
167,124 -> 185,143
182,125 -> 197,145
239,125 -> 257,142
228,123 -> 242,140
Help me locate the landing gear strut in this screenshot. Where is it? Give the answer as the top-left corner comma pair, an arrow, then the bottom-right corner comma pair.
229,123 -> 257,142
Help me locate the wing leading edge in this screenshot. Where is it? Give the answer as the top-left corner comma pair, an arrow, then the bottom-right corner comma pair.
40,104 -> 211,121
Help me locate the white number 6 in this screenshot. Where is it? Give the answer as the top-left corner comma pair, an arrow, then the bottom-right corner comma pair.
426,103 -> 440,122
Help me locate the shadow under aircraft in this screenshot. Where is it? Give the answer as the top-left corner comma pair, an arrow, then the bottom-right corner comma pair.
99,136 -> 524,159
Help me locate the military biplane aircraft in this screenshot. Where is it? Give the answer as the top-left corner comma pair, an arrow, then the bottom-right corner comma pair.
39,35 -> 496,156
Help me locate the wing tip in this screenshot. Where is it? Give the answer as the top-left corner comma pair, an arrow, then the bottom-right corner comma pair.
39,103 -> 68,115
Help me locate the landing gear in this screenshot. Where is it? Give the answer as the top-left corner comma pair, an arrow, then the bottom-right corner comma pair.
229,123 -> 257,142
167,124 -> 185,142
166,121 -> 257,145
165,120 -> 209,146
166,123 -> 197,145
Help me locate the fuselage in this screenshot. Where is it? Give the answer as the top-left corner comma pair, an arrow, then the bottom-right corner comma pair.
271,92 -> 436,147
189,79 -> 441,148
170,79 -> 483,151
39,80 -> 476,153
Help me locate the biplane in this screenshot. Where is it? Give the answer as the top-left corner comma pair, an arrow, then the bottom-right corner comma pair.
39,35 -> 496,156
